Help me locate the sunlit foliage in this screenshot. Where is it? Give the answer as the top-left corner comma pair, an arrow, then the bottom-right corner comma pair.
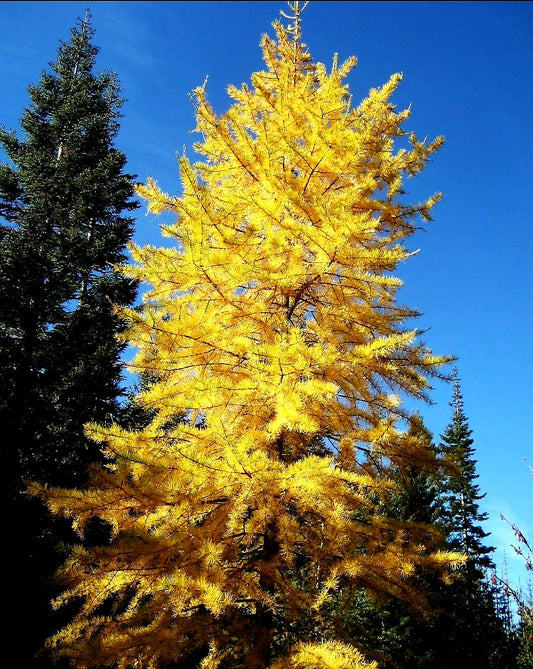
35,5 -> 461,667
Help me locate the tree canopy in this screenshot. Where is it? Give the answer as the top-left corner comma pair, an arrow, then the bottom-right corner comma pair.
35,6 -> 463,668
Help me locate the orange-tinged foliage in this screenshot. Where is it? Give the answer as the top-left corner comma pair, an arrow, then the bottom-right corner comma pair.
35,7 -> 462,668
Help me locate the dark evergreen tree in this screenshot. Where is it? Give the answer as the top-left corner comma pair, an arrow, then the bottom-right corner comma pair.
438,368 -> 494,577
344,393 -> 519,668
427,369 -> 516,668
0,13 -> 138,666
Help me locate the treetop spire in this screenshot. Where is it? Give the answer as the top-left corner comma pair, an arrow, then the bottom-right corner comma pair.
280,1 -> 309,45
451,365 -> 466,420
81,8 -> 91,34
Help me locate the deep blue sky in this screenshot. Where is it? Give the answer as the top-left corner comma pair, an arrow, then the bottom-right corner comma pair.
1,1 -> 532,594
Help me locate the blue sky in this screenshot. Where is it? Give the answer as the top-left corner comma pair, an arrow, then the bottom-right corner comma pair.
1,1 -> 532,595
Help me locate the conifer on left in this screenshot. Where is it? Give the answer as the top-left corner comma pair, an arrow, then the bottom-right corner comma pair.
0,13 -> 137,666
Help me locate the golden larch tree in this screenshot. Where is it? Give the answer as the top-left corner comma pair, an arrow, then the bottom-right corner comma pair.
35,4 -> 462,668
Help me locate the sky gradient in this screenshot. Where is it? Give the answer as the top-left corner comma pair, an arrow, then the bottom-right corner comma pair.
1,1 -> 532,595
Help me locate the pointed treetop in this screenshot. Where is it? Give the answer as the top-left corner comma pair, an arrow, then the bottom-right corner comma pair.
280,1 -> 309,45
52,12 -> 98,80
80,8 -> 92,35
451,365 -> 465,420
